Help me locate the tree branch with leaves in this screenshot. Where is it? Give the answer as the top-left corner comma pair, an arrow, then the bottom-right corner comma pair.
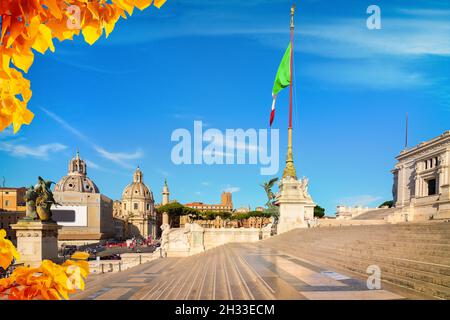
0,0 -> 167,133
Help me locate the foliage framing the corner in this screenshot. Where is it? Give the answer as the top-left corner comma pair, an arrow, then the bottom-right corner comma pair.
0,229 -> 90,300
0,0 -> 167,133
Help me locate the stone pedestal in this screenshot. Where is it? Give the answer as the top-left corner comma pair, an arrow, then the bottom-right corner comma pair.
166,224 -> 191,257
11,220 -> 61,267
276,176 -> 315,234
189,223 -> 205,255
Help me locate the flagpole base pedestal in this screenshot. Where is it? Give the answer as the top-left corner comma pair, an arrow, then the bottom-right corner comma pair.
276,176 -> 315,234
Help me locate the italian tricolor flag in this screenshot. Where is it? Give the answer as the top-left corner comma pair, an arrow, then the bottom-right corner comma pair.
270,43 -> 291,126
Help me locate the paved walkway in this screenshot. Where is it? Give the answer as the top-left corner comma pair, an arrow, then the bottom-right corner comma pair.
72,242 -> 430,300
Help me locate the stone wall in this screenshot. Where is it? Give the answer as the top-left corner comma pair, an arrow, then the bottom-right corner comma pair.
161,223 -> 272,257
335,206 -> 385,220
88,253 -> 156,274
318,219 -> 387,227
203,228 -> 262,250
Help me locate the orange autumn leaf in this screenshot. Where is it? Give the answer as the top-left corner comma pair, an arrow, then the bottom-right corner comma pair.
0,0 -> 168,133
0,231 -> 90,300
0,258 -> 90,300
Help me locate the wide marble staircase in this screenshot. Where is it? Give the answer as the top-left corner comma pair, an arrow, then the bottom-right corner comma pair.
352,207 -> 394,220
264,222 -> 450,299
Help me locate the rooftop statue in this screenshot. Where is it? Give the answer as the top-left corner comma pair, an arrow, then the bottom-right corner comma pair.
24,177 -> 58,222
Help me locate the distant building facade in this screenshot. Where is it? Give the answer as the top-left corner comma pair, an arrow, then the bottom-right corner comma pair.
390,130 -> 450,222
52,151 -> 115,245
185,192 -> 233,212
235,207 -> 251,213
0,211 -> 25,243
0,187 -> 26,212
120,167 -> 156,239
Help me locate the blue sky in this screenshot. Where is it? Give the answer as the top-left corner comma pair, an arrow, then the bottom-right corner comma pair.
1,0 -> 449,215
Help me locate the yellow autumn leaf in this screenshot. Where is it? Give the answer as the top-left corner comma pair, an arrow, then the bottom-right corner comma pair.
32,24 -> 55,54
154,0 -> 167,9
82,23 -> 103,45
135,0 -> 153,10
12,51 -> 35,73
0,229 -> 20,270
70,252 -> 90,260
0,0 -> 168,135
113,0 -> 135,16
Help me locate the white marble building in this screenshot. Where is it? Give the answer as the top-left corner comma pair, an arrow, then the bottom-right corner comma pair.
390,130 -> 450,222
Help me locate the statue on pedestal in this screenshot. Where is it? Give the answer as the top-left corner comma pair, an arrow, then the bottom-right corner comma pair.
299,177 -> 311,200
261,178 -> 279,219
12,177 -> 61,267
23,176 -> 58,222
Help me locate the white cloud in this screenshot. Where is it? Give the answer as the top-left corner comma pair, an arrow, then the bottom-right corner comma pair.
337,195 -> 383,207
41,107 -> 89,143
84,159 -> 101,170
0,127 -> 15,140
302,61 -> 427,89
297,18 -> 450,58
95,147 -> 144,169
397,8 -> 450,17
223,186 -> 240,193
41,107 -> 144,169
0,142 -> 67,160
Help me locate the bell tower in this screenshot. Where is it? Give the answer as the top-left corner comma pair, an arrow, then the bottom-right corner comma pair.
133,166 -> 143,183
68,149 -> 87,176
162,178 -> 170,205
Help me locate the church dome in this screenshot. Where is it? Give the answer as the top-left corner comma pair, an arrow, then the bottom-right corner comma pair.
54,151 -> 99,194
122,167 -> 154,201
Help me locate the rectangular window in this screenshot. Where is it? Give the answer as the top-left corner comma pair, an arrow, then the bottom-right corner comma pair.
134,203 -> 139,210
427,179 -> 437,196
5,200 -> 9,206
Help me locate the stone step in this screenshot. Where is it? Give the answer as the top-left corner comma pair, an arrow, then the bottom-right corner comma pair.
300,243 -> 450,281
331,256 -> 449,300
293,249 -> 449,300
293,239 -> 450,258
282,228 -> 450,244
297,232 -> 450,243
338,245 -> 450,267
269,241 -> 450,298
304,242 -> 450,272
332,249 -> 450,284
313,240 -> 450,263
265,222 -> 450,299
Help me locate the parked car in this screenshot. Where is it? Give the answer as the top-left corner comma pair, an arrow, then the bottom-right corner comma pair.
106,240 -> 127,248
62,245 -> 78,257
100,254 -> 121,261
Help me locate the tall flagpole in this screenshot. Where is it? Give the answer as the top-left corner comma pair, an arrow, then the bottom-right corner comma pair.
283,4 -> 297,180
289,5 -> 294,130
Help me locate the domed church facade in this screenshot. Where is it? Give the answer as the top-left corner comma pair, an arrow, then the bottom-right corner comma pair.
52,151 -> 114,245
121,167 -> 156,239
